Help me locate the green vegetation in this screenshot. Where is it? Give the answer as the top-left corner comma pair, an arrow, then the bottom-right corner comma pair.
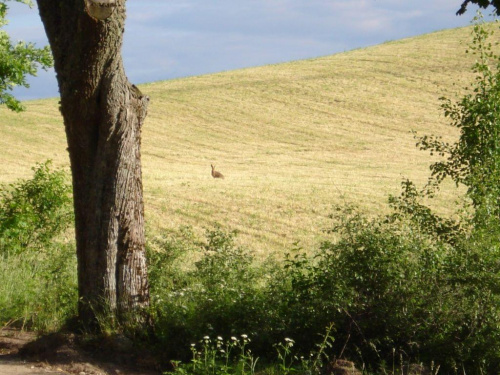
0,0 -> 53,112
418,17 -> 500,222
146,206 -> 500,373
0,161 -> 73,255
2,20 -> 500,374
0,161 -> 76,331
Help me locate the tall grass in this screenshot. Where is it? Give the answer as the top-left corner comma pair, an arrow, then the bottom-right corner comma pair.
0,243 -> 77,332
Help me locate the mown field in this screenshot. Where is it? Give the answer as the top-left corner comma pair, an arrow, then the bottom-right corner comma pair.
0,25 -> 480,256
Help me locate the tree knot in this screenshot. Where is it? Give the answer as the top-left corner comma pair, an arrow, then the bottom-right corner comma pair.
85,0 -> 117,21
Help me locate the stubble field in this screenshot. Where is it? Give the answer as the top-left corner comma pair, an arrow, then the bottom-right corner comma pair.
0,25 -> 482,257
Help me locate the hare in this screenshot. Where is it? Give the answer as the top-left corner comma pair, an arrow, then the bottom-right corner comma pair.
211,164 -> 224,179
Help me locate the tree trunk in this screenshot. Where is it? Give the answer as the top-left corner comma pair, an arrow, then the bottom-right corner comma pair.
36,0 -> 150,329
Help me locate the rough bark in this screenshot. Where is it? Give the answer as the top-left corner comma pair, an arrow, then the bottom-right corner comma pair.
35,0 -> 150,328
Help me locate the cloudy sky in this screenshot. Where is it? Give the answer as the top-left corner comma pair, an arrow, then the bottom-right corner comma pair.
4,0 -> 488,100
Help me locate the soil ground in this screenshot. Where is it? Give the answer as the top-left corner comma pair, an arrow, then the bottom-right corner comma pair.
0,328 -> 161,375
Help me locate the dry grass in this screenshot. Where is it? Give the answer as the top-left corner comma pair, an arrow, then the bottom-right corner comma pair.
0,25 -> 488,256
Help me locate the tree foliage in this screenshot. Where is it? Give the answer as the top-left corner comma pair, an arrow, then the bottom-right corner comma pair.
458,0 -> 500,15
0,0 -> 52,112
416,15 -> 500,218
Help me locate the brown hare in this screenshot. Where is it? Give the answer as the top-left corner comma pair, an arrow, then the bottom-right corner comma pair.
211,164 -> 224,179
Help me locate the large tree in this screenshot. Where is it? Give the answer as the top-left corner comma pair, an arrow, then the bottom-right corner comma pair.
35,0 -> 150,329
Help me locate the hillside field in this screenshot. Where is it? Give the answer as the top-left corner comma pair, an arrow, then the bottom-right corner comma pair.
0,25 -> 484,256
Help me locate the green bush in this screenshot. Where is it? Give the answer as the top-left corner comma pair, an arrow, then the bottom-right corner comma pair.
148,226 -> 278,360
148,206 -> 500,373
0,161 -> 77,331
299,206 -> 500,373
0,161 -> 73,256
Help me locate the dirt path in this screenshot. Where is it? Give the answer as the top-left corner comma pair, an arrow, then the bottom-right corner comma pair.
0,360 -> 68,374
0,328 -> 159,375
0,330 -> 69,374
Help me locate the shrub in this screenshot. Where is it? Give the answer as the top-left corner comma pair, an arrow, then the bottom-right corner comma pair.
147,210 -> 500,373
0,161 -> 77,331
0,161 -> 73,256
149,226 -> 274,359
271,203 -> 500,373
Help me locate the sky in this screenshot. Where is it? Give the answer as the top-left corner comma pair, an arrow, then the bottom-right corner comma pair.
4,0 -> 488,100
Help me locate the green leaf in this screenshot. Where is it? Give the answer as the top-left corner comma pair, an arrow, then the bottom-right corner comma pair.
0,0 -> 53,112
